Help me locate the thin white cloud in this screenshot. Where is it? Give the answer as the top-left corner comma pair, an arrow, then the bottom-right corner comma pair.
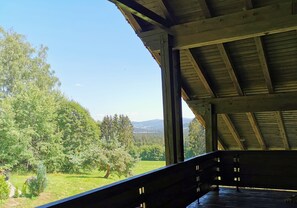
75,83 -> 83,87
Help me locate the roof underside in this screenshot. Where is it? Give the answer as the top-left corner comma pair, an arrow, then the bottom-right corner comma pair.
112,0 -> 297,150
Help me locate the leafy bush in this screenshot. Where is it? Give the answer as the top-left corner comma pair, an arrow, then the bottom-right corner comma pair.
13,186 -> 19,198
0,175 -> 9,200
22,164 -> 47,197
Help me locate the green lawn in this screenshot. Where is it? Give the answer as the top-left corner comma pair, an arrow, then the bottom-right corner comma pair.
1,161 -> 165,208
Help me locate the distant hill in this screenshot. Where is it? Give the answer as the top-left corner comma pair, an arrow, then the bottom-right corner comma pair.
132,118 -> 193,134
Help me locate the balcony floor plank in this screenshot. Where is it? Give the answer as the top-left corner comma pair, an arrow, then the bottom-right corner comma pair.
188,187 -> 297,208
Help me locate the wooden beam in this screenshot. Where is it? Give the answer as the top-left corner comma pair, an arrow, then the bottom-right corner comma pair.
217,43 -> 244,96
118,8 -> 142,32
139,2 -> 297,51
244,0 -> 254,10
254,36 -> 274,93
109,0 -> 171,28
188,92 -> 297,114
246,112 -> 267,150
254,36 -> 290,150
217,44 -> 268,150
160,33 -> 184,165
205,104 -> 217,152
198,0 -> 252,152
184,49 -> 216,97
159,0 -> 176,25
293,0 -> 297,14
221,114 -> 245,150
198,0 -> 212,18
275,111 -> 290,150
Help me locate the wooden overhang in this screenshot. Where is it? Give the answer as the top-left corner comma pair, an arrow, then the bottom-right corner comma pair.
110,0 -> 297,153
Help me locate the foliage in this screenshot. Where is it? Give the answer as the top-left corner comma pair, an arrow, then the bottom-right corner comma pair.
4,161 -> 164,207
139,145 -> 165,161
98,115 -> 137,178
57,100 -> 101,173
22,164 -> 47,197
184,118 -> 205,159
100,114 -> 133,148
134,133 -> 164,146
0,175 -> 9,200
99,138 -> 137,178
13,186 -> 19,198
0,27 -> 63,172
98,137 -> 137,178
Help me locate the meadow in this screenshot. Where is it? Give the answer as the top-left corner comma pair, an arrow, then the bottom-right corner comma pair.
1,161 -> 165,208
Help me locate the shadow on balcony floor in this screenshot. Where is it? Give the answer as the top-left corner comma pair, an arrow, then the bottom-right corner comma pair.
187,187 -> 297,208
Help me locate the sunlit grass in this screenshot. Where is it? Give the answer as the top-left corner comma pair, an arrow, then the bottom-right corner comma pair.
1,161 -> 165,208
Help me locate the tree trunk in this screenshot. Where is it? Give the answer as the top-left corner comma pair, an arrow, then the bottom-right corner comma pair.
104,165 -> 110,178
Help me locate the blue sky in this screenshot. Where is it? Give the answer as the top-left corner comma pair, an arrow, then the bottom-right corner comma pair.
0,0 -> 194,121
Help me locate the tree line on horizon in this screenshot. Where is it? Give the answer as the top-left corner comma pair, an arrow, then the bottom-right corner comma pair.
0,27 -> 205,178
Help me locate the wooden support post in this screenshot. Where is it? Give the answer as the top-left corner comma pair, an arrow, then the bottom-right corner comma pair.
205,104 -> 217,152
160,33 -> 184,165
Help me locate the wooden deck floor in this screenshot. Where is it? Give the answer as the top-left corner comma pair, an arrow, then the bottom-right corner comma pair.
187,187 -> 297,208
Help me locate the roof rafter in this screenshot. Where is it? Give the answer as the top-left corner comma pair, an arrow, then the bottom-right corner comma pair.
118,7 -> 142,32
217,43 -> 267,150
244,0 -> 253,10
197,0 -> 212,18
217,43 -> 244,96
246,112 -> 267,150
221,114 -> 245,150
109,0 -> 171,28
184,49 -> 215,97
198,1 -> 266,150
254,36 -> 290,150
254,37 -> 274,93
184,49 -> 231,149
275,111 -> 290,150
158,0 -> 177,24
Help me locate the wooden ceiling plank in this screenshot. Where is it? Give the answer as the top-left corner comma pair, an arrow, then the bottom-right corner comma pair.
109,0 -> 171,28
221,114 -> 245,150
275,111 -> 290,150
139,2 -> 297,51
246,112 -> 267,150
188,92 -> 297,114
184,49 -> 216,97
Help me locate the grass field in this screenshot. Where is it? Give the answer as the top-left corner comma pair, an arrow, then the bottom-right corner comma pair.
1,161 -> 165,208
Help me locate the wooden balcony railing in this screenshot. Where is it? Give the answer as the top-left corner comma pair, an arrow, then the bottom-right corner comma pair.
39,150 -> 297,207
219,150 -> 297,190
38,151 -> 219,208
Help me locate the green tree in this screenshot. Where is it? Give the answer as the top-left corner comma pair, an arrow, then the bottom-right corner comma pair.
99,137 -> 136,178
101,114 -> 134,149
57,100 -> 101,173
0,27 -> 59,98
185,118 -> 205,159
99,114 -> 137,178
1,85 -> 63,172
0,28 -> 63,172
